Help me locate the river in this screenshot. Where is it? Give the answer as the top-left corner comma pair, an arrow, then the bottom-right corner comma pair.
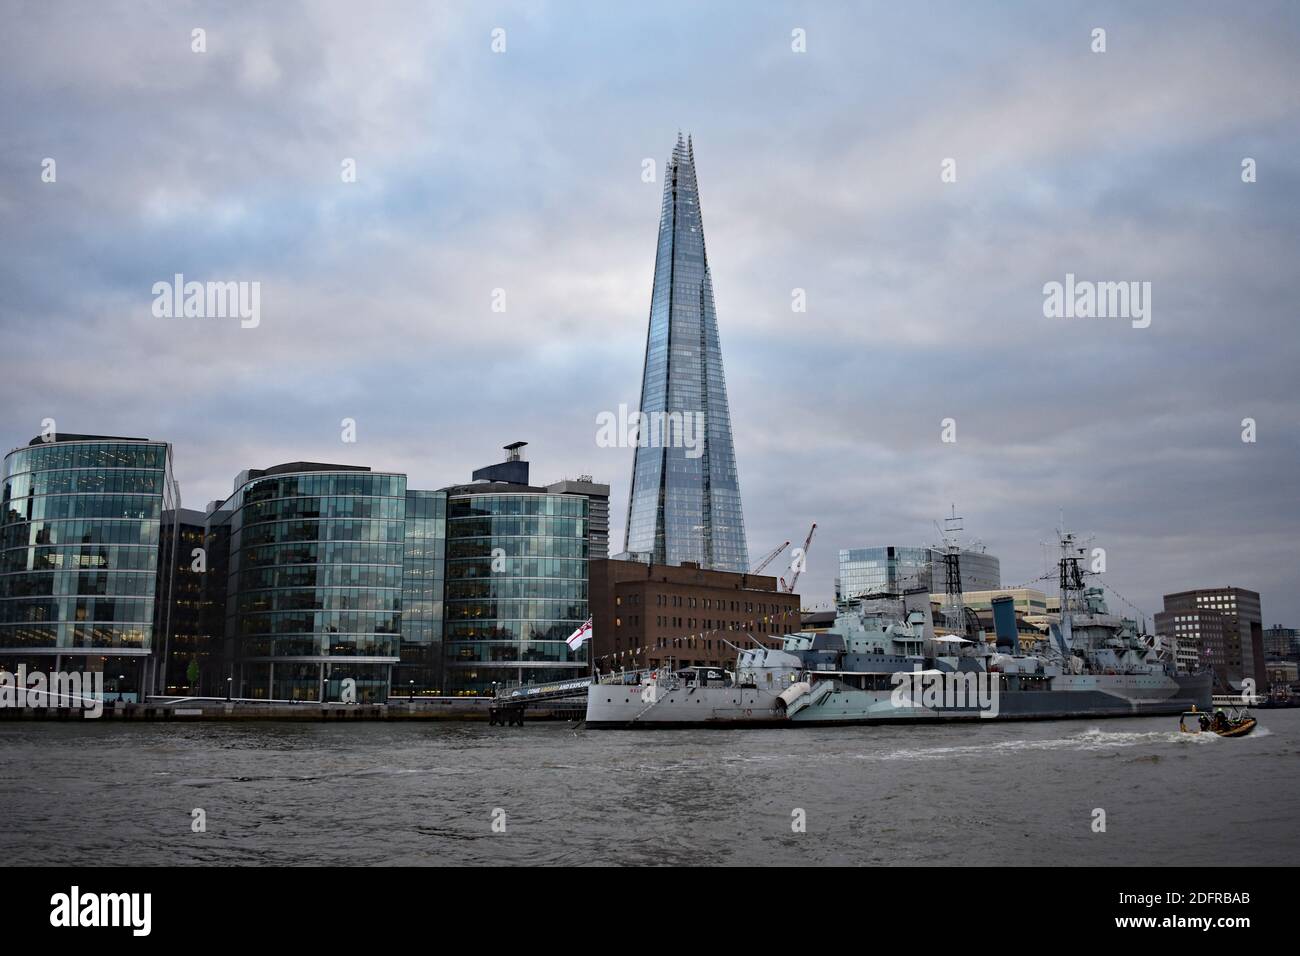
3,711 -> 1296,865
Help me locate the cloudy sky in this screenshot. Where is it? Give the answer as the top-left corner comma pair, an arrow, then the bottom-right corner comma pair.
2,1 -> 1297,626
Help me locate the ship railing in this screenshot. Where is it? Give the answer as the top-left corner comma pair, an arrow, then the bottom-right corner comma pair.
595,668 -> 654,686
1212,693 -> 1265,707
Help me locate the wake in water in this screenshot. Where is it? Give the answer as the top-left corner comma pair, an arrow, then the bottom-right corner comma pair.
872,725 -> 1224,762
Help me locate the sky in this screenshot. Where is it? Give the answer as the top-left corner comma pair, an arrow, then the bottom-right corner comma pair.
1,1 -> 1298,627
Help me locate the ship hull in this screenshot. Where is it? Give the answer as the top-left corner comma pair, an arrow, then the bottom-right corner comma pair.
584,672 -> 1212,729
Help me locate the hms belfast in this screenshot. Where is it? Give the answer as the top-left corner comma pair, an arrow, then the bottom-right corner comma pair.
584,532 -> 1212,729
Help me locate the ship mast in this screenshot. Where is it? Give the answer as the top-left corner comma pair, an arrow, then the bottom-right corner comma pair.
1057,529 -> 1087,619
936,505 -> 966,635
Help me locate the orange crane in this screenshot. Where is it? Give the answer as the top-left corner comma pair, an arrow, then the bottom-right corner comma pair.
780,523 -> 817,594
750,540 -> 790,575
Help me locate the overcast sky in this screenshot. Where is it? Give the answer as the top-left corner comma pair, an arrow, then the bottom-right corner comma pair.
2,1 -> 1297,626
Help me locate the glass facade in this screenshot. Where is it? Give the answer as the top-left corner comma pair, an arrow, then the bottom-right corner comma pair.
396,489 -> 446,696
158,509 -> 207,695
838,547 -> 1001,600
223,468 -> 406,702
0,437 -> 176,700
444,491 -> 589,694
624,134 -> 748,572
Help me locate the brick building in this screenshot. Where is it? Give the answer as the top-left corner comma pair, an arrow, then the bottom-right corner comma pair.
589,559 -> 801,673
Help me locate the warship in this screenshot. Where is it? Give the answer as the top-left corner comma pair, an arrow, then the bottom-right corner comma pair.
584,532 -> 1212,729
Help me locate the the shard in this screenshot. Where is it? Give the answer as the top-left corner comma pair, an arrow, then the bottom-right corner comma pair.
623,134 -> 748,572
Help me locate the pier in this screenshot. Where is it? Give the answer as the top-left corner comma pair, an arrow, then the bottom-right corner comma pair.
0,695 -> 587,722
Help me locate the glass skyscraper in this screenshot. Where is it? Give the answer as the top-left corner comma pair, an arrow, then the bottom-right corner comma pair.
624,133 -> 748,572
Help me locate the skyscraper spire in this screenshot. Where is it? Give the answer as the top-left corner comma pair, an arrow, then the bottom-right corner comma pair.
623,135 -> 748,572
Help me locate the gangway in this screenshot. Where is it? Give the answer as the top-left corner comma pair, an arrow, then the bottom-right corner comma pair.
495,676 -> 593,703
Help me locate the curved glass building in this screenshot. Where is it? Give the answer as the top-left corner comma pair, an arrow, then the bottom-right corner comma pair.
443,484 -> 592,694
0,434 -> 177,700
220,463 -> 406,702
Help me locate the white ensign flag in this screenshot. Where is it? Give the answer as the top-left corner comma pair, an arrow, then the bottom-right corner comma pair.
566,617 -> 593,650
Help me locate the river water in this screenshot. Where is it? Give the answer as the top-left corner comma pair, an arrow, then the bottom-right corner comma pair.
3,711 -> 1297,866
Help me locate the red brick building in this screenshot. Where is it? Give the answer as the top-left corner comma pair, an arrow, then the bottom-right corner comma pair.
589,559 -> 801,673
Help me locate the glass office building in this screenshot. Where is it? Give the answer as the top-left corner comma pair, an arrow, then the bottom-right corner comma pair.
443,490 -> 592,693
624,133 -> 748,572
0,434 -> 177,700
158,507 -> 208,695
396,489 -> 447,697
219,464 -> 406,702
0,434 -> 607,701
838,546 -> 1001,601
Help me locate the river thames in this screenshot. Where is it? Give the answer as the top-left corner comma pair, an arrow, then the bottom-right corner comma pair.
3,711 -> 1297,866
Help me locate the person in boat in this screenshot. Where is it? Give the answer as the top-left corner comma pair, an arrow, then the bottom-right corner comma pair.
1198,713 -> 1210,731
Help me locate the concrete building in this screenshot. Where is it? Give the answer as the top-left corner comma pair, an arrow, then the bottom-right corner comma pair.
932,587 -> 1049,616
1154,606 -> 1221,676
1264,660 -> 1298,694
1159,588 -> 1264,689
590,558 -> 800,672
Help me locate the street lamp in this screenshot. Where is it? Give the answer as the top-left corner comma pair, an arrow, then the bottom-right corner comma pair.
225,676 -> 232,702
117,674 -> 125,703
409,680 -> 415,702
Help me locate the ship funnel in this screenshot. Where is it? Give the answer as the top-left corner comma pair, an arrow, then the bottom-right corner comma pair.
991,595 -> 1019,654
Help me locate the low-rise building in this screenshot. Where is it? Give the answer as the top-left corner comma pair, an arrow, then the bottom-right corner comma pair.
590,559 -> 800,672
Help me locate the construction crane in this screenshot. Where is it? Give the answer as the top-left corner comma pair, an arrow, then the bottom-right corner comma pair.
750,540 -> 790,575
780,523 -> 817,594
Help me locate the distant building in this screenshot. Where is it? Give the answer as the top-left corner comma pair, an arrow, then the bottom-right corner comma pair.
590,559 -> 800,672
838,546 -> 999,600
1160,588 -> 1264,688
1263,625 -> 1299,661
933,587 -> 1048,615
1154,607 -> 1220,676
1265,660 -> 1297,693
